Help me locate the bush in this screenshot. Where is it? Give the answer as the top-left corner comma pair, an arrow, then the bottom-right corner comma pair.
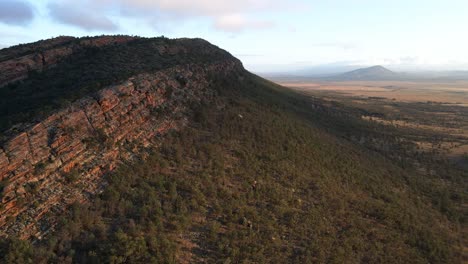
63,169 -> 80,183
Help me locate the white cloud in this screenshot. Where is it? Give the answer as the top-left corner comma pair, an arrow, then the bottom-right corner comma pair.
45,0 -> 307,32
109,0 -> 281,16
0,0 -> 34,25
48,2 -> 118,31
213,14 -> 274,32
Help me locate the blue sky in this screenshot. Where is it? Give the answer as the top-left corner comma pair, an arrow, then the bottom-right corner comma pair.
1,0 -> 467,73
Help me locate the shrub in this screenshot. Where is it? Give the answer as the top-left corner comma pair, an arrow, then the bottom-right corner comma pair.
63,169 -> 80,183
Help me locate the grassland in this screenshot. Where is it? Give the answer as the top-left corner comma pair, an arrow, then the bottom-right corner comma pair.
278,78 -> 468,260
279,80 -> 468,104
277,79 -> 468,169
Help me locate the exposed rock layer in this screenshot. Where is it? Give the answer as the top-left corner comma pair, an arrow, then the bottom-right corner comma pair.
0,59 -> 243,239
0,36 -> 136,86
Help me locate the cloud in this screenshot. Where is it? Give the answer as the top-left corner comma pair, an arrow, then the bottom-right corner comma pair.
113,0 -> 282,16
113,0 -> 286,32
46,0 -> 307,33
213,14 -> 274,32
48,2 -> 118,31
0,0 -> 34,25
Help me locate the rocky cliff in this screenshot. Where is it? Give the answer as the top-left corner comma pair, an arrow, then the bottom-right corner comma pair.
0,59 -> 243,239
0,36 -> 136,86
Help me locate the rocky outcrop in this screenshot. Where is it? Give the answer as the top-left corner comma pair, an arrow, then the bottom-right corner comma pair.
0,36 -> 136,86
0,59 -> 243,239
0,36 -> 75,61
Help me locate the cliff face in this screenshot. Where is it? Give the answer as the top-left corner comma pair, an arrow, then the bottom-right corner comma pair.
0,36 -> 136,86
0,59 -> 243,239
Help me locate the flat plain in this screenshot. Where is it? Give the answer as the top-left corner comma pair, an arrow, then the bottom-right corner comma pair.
279,80 -> 468,105
277,79 -> 468,168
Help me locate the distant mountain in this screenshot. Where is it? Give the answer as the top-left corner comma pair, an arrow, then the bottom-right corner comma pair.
328,65 -> 400,81
262,64 -> 468,82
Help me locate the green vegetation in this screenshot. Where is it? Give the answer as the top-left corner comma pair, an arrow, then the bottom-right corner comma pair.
0,36 -> 235,135
0,70 -> 463,263
34,162 -> 46,174
24,181 -> 40,195
0,180 -> 6,200
63,169 -> 80,184
0,36 -> 75,61
290,89 -> 467,223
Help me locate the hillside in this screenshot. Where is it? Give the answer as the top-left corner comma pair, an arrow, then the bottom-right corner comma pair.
0,36 -> 465,263
0,35 -> 235,135
327,65 -> 400,81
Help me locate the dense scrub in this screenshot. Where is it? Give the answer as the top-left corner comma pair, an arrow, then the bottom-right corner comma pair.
289,90 -> 468,224
0,36 -> 235,134
0,72 -> 463,263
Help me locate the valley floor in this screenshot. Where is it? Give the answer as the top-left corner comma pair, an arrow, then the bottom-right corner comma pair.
277,78 -> 468,261
278,79 -> 468,169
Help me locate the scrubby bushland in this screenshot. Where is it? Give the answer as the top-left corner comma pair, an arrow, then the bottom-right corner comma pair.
0,71 -> 463,263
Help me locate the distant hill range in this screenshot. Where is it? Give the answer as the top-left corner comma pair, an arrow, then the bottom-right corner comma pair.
264,65 -> 468,82
328,65 -> 399,81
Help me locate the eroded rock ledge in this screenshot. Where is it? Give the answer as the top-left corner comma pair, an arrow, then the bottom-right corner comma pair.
0,36 -> 137,86
0,60 -> 243,239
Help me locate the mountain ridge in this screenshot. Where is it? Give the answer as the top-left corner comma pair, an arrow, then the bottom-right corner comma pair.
0,61 -> 243,240
0,36 -> 463,263
326,65 -> 400,81
0,35 -> 239,134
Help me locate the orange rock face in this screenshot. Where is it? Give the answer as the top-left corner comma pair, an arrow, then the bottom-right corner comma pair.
0,60 -> 243,239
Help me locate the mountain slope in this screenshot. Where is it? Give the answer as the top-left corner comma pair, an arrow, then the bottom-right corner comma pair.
0,36 -> 236,134
328,65 -> 400,81
0,36 -> 464,263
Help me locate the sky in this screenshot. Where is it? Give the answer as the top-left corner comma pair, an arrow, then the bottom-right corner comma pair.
1,0 -> 468,73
